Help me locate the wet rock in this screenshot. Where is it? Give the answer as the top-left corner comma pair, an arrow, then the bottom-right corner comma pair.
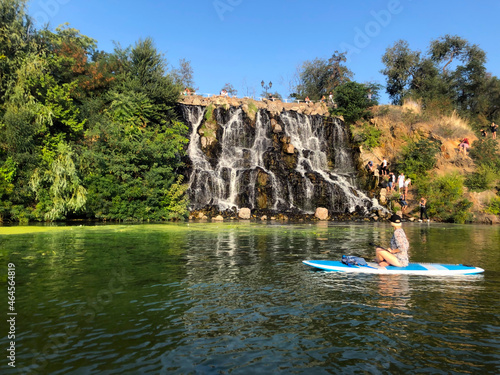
283,143 -> 295,154
315,207 -> 329,220
238,208 -> 251,219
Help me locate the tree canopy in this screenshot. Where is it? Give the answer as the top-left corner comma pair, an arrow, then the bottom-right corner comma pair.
381,35 -> 498,126
291,51 -> 353,101
0,0 -> 189,222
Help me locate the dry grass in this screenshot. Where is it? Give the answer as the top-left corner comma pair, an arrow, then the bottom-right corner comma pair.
401,99 -> 422,114
431,111 -> 474,140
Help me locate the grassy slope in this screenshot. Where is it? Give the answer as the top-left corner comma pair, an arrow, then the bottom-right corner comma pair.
357,101 -> 499,223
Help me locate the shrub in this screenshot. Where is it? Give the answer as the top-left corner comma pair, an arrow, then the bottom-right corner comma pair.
350,123 -> 381,149
423,173 -> 473,223
469,138 -> 500,169
331,81 -> 376,124
485,197 -> 500,215
396,139 -> 440,181
464,165 -> 499,192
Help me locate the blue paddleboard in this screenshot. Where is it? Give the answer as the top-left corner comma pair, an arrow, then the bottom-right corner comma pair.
303,260 -> 484,275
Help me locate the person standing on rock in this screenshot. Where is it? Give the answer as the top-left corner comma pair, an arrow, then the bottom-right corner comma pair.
419,197 -> 429,222
404,177 -> 411,198
388,172 -> 395,192
381,157 -> 388,176
397,172 -> 405,193
492,122 -> 498,139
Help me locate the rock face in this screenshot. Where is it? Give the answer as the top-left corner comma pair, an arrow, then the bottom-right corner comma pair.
180,99 -> 384,216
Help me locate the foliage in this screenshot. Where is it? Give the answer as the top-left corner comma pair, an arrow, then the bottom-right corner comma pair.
485,197 -> 500,216
29,142 -> 87,221
171,58 -> 196,90
292,51 -> 353,101
464,165 -> 499,192
396,139 -> 440,181
381,35 -> 495,123
422,173 -> 473,223
0,2 -> 190,222
162,175 -> 189,219
331,81 -> 378,124
350,123 -> 381,149
469,138 -> 500,169
381,40 -> 421,105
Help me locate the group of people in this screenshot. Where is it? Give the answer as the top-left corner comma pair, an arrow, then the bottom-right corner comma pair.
481,122 -> 498,139
365,158 -> 430,224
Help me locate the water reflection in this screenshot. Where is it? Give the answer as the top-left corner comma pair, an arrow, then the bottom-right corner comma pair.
376,275 -> 411,312
0,223 -> 498,374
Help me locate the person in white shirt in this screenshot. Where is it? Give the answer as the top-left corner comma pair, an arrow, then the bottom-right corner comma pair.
404,178 -> 411,197
397,173 -> 405,192
381,157 -> 388,175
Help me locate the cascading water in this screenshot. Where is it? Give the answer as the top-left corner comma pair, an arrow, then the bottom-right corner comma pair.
180,104 -> 382,215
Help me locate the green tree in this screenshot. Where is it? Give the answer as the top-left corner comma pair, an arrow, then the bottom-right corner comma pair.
381,40 -> 421,105
171,58 -> 196,90
331,81 -> 378,124
423,173 -> 473,223
30,142 -> 87,221
396,139 -> 440,181
0,0 -> 37,100
292,51 -> 353,101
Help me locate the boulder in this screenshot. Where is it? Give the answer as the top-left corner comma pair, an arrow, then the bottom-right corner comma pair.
283,143 -> 295,155
213,215 -> 224,221
315,207 -> 329,221
238,208 -> 251,219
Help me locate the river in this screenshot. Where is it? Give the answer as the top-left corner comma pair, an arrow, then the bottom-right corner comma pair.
1,222 -> 499,374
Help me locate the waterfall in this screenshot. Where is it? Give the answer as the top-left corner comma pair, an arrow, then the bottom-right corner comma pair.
180,104 -> 382,215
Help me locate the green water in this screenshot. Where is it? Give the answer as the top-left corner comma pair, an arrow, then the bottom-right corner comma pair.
0,222 -> 499,374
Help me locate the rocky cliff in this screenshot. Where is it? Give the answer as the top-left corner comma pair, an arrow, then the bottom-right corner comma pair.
179,96 -> 386,220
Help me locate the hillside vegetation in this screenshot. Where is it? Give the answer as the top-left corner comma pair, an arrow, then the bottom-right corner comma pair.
354,101 -> 500,224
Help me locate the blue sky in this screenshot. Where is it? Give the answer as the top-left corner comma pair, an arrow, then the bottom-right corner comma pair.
27,0 -> 500,104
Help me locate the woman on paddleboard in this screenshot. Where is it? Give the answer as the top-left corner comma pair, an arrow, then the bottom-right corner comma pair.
375,214 -> 409,267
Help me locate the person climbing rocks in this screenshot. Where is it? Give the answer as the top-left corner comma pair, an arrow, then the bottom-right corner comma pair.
459,138 -> 470,155
404,177 -> 412,197
365,161 -> 374,174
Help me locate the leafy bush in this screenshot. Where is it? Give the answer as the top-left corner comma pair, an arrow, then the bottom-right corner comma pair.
350,123 -> 381,149
485,197 -> 500,215
396,139 -> 440,180
469,138 -> 500,169
423,173 -> 473,223
464,165 -> 499,192
331,82 -> 377,124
